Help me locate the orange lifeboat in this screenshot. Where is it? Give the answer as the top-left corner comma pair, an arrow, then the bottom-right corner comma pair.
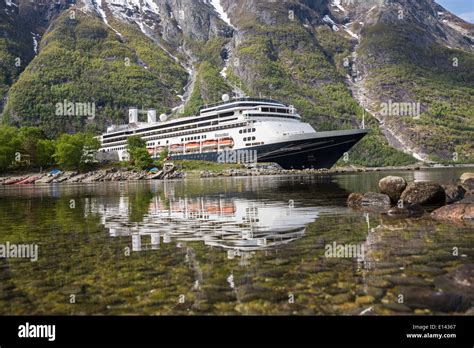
219,137 -> 234,148
206,204 -> 220,214
170,144 -> 184,153
222,204 -> 236,215
202,140 -> 218,148
185,142 -> 200,153
148,147 -> 166,156
185,142 -> 200,149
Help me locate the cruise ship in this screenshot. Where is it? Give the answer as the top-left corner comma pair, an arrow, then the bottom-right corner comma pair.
97,96 -> 369,169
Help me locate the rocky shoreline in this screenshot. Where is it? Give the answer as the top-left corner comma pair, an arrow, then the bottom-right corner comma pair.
0,167 -> 185,186
0,164 -> 426,184
347,172 -> 474,224
199,164 -> 428,178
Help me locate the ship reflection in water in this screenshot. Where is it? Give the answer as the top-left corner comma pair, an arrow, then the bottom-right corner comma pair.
86,194 -> 320,258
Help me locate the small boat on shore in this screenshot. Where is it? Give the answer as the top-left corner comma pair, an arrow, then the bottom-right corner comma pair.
3,177 -> 28,185
17,176 -> 40,185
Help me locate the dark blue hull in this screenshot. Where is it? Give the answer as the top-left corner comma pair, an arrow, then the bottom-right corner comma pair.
169,129 -> 369,170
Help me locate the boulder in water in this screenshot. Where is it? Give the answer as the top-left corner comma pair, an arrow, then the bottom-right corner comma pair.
462,178 -> 474,191
347,193 -> 364,207
444,185 -> 466,204
460,172 -> 474,184
379,176 -> 407,202
400,182 -> 445,205
431,204 -> 474,222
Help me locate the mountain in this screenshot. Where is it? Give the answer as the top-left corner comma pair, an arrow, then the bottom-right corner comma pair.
0,0 -> 59,110
0,0 -> 472,165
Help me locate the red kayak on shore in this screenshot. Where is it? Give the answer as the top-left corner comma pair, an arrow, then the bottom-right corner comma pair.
14,176 -> 33,185
2,177 -> 28,185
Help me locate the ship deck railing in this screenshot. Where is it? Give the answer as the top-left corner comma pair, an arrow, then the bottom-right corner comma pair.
199,97 -> 287,112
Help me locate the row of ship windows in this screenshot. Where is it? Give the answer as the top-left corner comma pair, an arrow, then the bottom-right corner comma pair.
260,108 -> 291,114
182,135 -> 207,142
145,123 -> 241,142
103,115 -> 218,140
104,112 -> 238,140
146,134 -> 208,146
239,128 -> 256,134
104,123 -> 245,152
104,123 -> 246,147
106,147 -> 126,152
246,142 -> 264,147
247,113 -> 298,119
104,140 -> 265,153
102,122 -> 217,144
103,109 -> 290,141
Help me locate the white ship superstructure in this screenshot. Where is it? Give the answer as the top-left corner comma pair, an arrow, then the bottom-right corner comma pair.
98,97 -> 368,169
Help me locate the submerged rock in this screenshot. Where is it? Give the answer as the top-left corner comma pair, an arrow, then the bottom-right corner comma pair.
387,204 -> 425,217
347,192 -> 391,209
379,176 -> 407,202
347,193 -> 364,207
328,292 -> 354,305
355,295 -> 376,305
361,192 -> 391,208
431,204 -> 474,222
462,178 -> 474,191
400,182 -> 446,206
393,286 -> 470,312
460,172 -> 474,184
458,195 -> 474,204
444,185 -> 466,204
434,264 -> 474,302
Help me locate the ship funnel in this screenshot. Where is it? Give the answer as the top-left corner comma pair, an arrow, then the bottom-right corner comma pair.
129,108 -> 138,124
147,109 -> 157,123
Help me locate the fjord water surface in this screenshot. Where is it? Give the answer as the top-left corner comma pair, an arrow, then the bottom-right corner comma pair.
0,168 -> 472,315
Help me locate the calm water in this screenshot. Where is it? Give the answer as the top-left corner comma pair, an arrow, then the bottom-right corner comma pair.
0,168 -> 473,315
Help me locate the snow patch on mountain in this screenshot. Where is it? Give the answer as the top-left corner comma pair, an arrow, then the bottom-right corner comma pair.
80,0 -> 124,38
105,0 -> 159,15
96,0 -> 109,25
323,15 -> 339,32
343,24 -> 359,40
443,19 -> 473,39
331,0 -> 345,13
209,0 -> 235,28
31,33 -> 39,55
5,0 -> 18,8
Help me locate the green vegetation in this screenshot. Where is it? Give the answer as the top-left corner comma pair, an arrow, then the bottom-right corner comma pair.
184,61 -> 232,116
174,160 -> 244,173
126,136 -> 153,170
0,125 -> 21,171
54,133 -> 100,171
187,37 -> 229,67
36,139 -> 56,167
2,11 -> 188,137
0,124 -> 100,172
359,23 -> 474,163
